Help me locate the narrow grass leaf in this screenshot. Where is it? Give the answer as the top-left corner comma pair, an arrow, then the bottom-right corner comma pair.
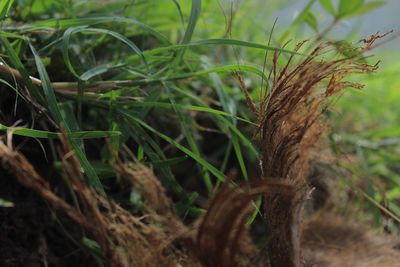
171,0 -> 185,26
0,0 -> 14,20
80,63 -> 126,81
0,37 -> 44,103
0,123 -> 120,139
122,111 -> 226,183
62,27 -> 147,78
124,101 -> 254,125
30,44 -> 104,194
174,0 -> 201,63
164,83 -> 213,193
30,16 -> 170,44
0,31 -> 28,40
124,120 -> 187,197
137,39 -> 301,61
146,155 -> 188,168
319,0 -> 336,16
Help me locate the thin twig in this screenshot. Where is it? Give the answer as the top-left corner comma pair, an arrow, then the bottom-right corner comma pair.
0,62 -> 136,92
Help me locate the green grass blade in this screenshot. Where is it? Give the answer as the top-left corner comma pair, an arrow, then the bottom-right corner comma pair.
29,43 -> 105,195
169,86 -> 259,157
62,26 -> 147,78
205,60 -> 248,180
122,101 -> 255,125
122,111 -> 226,183
80,63 -> 127,81
0,31 -> 28,40
280,0 -> 317,41
30,44 -> 64,123
174,0 -> 201,64
170,0 -> 185,26
164,64 -> 268,82
0,123 -> 120,139
164,83 -> 213,193
147,155 -> 188,168
123,38 -> 303,69
30,16 -> 170,44
123,119 -> 187,197
231,134 -> 248,180
0,37 -> 44,103
0,0 -> 14,20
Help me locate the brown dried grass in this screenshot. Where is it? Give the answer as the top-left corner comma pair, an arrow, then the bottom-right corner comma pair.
0,137 -> 199,267
240,41 -> 378,267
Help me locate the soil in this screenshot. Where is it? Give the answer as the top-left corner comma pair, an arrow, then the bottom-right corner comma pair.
0,169 -> 96,267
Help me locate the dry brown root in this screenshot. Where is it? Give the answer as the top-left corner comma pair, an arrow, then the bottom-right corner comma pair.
0,138 -> 200,267
302,212 -> 400,267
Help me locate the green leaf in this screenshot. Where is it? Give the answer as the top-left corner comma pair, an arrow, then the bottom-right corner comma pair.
122,111 -> 226,183
190,39 -> 300,55
0,198 -> 14,208
352,1 -> 386,17
173,0 -> 201,64
89,161 -> 115,179
0,31 -> 27,40
0,0 -> 14,20
166,64 -> 268,83
127,39 -> 302,65
319,0 -> 336,16
338,0 -> 364,18
247,197 -> 262,225
30,16 -> 170,44
29,44 -> 105,195
147,156 -> 188,168
124,120 -> 186,198
164,84 -> 213,193
81,237 -> 103,263
0,123 -> 121,139
205,62 -> 249,181
280,0 -> 317,41
80,63 -> 126,81
171,0 -> 185,26
0,37 -> 44,103
175,191 -> 199,218
106,90 -> 120,163
169,86 -> 259,158
62,26 -> 146,78
231,134 -> 248,180
123,101 -> 254,125
304,11 -> 318,31
363,127 -> 400,139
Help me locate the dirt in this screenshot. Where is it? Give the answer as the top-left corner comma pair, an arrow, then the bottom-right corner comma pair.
303,212 -> 400,267
0,168 -> 46,267
0,168 -> 97,267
